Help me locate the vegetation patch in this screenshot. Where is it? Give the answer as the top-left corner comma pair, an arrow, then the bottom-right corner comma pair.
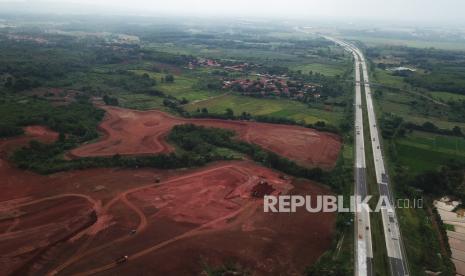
185,94 -> 342,125
291,62 -> 347,77
0,94 -> 104,141
130,70 -> 219,102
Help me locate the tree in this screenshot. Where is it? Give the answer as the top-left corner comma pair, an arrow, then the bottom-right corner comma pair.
12,78 -> 36,92
165,74 -> 175,83
453,126 -> 463,136
0,124 -> 24,138
315,121 -> 326,128
225,108 -> 234,118
240,112 -> 251,120
422,121 -> 438,132
58,132 -> 66,142
103,95 -> 119,106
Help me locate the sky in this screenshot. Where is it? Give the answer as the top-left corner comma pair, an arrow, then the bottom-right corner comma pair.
0,0 -> 464,25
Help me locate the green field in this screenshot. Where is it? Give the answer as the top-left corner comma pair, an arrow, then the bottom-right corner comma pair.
373,69 -> 406,88
400,131 -> 465,155
429,91 -> 465,102
374,89 -> 465,130
291,62 -> 347,77
146,43 -> 300,63
131,70 -> 219,102
341,143 -> 354,162
118,93 -> 169,111
395,131 -> 465,173
373,68 -> 465,105
185,94 -> 342,125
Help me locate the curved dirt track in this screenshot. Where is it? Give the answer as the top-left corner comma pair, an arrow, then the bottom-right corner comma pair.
70,106 -> 341,169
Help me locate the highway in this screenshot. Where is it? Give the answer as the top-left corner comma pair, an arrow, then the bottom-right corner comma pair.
356,44 -> 409,276
326,36 -> 409,276
326,37 -> 374,276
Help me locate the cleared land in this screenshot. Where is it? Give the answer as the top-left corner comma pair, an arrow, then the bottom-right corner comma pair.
70,106 -> 342,169
0,129 -> 335,275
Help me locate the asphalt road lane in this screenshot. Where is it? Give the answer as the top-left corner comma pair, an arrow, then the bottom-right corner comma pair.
326,36 -> 408,276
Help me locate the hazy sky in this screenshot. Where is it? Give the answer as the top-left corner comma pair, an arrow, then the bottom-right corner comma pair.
1,0 -> 464,25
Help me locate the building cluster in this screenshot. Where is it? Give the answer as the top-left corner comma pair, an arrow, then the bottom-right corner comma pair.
188,57 -> 322,100
188,58 -> 251,72
223,74 -> 320,99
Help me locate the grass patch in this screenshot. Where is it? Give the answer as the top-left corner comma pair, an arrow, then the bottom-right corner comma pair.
399,130 -> 465,157
429,91 -> 465,102
396,205 -> 454,274
130,70 -> 219,102
185,94 -> 342,125
146,42 -> 301,63
444,224 -> 455,231
341,143 -> 354,162
373,69 -> 407,88
291,62 -> 346,77
375,89 -> 465,130
394,130 -> 465,175
395,140 -> 463,174
118,93 -> 169,111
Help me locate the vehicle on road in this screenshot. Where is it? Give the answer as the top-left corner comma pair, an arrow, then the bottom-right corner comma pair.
115,255 -> 129,264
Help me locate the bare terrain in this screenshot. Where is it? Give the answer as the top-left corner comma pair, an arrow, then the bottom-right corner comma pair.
70,106 -> 341,169
0,124 -> 337,275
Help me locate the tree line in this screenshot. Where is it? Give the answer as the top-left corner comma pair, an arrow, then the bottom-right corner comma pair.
12,124 -> 325,184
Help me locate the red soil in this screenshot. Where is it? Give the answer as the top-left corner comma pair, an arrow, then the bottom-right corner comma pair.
0,128 -> 336,275
0,126 -> 58,158
53,163 -> 334,276
0,197 -> 95,275
23,126 -> 59,140
70,106 -> 341,169
133,181 -> 331,276
128,163 -> 292,226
